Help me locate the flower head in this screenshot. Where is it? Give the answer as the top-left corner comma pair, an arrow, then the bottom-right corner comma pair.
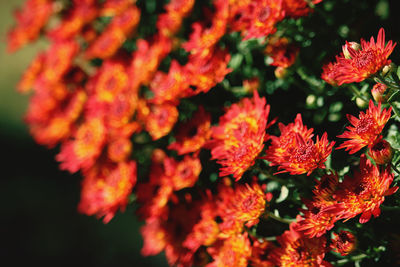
209,92 -> 273,180
330,231 -> 357,256
335,154 -> 398,223
85,6 -> 140,59
168,106 -> 211,155
78,160 -> 137,223
270,221 -> 331,266
282,0 -> 322,18
225,183 -> 267,227
207,233 -> 252,267
265,114 -> 334,176
7,0 -> 53,52
56,116 -> 106,173
149,60 -> 190,105
139,102 -> 179,140
295,200 -> 344,238
321,28 -> 396,85
47,1 -> 97,41
337,100 -> 391,154
265,37 -> 299,68
239,0 -> 285,40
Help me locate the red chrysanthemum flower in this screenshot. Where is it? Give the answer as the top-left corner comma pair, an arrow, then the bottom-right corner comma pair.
321,60 -> 340,86
337,100 -> 391,154
100,0 -> 134,16
38,40 -> 80,84
149,60 -> 190,105
330,230 -> 357,256
128,37 -> 172,90
7,0 -> 54,52
265,114 -> 334,176
239,0 -> 285,40
182,0 -> 228,56
295,199 -> 344,238
183,199 -> 219,251
156,0 -> 195,37
312,172 -> 340,206
270,221 -> 331,267
209,91 -> 273,180
279,132 -> 334,175
217,183 -> 268,237
56,116 -> 107,173
295,173 -> 344,238
107,137 -> 133,163
136,150 -> 202,221
265,36 -> 299,68
164,155 -> 202,191
227,183 -> 267,227
335,154 -> 398,223
28,89 -> 87,148
168,106 -> 211,155
184,47 -> 232,96
282,0 -> 321,18
249,239 -> 275,267
140,102 -> 179,140
322,28 -> 396,85
78,160 -> 137,223
47,1 -> 98,41
141,202 -> 203,267
17,53 -> 45,94
207,233 -> 252,267
85,6 -> 140,59
88,61 -> 129,103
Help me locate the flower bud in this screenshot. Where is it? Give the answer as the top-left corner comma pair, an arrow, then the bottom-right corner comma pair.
371,83 -> 388,103
274,66 -> 288,79
342,42 -> 361,59
243,77 -> 260,93
368,137 -> 393,165
356,97 -> 368,109
331,230 -> 357,256
381,63 -> 393,77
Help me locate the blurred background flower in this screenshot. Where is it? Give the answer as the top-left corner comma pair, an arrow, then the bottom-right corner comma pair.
0,1 -> 167,266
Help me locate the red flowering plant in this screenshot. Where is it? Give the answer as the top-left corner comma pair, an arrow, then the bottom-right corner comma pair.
7,0 -> 400,266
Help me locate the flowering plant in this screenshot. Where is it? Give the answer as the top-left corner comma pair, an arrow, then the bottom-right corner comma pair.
8,0 -> 400,266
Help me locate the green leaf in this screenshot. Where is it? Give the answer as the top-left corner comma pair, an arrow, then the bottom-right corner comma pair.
228,54 -> 243,70
387,90 -> 400,102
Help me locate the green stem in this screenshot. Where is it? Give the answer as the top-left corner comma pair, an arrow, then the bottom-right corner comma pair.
333,253 -> 368,265
296,68 -> 323,91
265,236 -> 277,241
266,212 -> 295,224
347,84 -> 369,102
388,101 -> 400,119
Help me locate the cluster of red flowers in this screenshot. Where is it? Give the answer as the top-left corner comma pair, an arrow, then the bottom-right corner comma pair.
9,0 -> 400,266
